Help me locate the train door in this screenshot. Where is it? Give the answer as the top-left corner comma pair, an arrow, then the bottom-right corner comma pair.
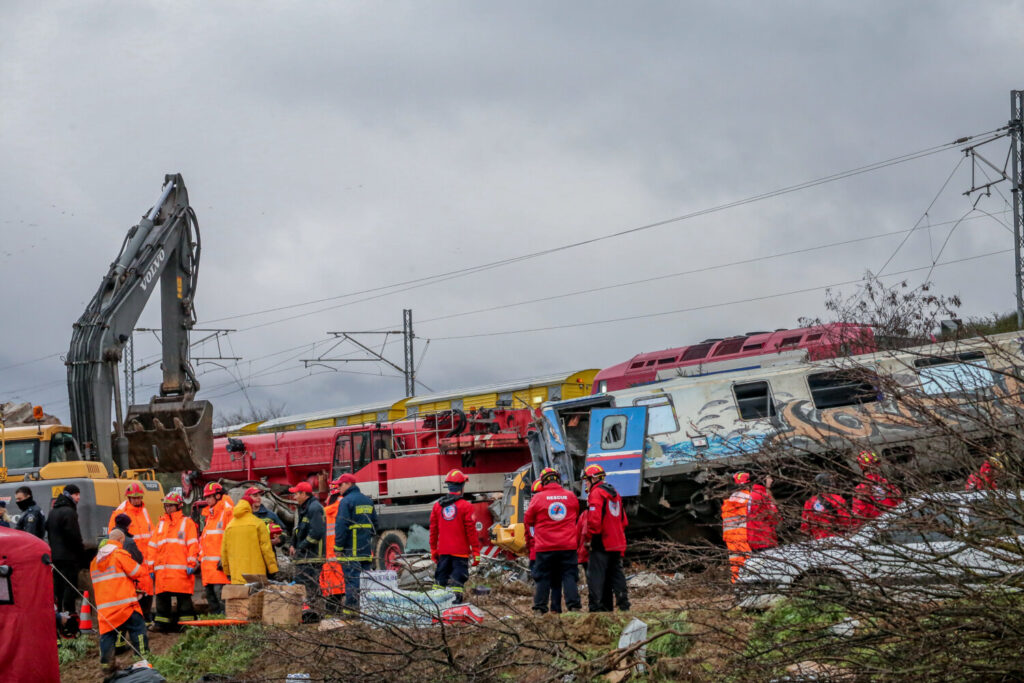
332,433 -> 353,479
585,407 -> 648,497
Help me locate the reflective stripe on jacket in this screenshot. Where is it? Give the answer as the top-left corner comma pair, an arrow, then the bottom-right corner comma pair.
89,540 -> 149,634
108,500 -> 154,564
199,497 -> 234,585
149,511 -> 199,594
319,496 -> 345,595
292,496 -> 326,561
334,485 -> 377,561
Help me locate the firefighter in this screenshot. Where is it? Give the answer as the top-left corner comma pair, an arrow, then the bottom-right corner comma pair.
247,486 -> 286,534
333,473 -> 377,611
113,513 -> 152,621
852,451 -> 903,524
221,492 -> 279,584
581,464 -> 630,612
722,472 -> 753,583
91,528 -> 152,664
288,481 -> 326,599
801,473 -> 853,540
198,482 -> 234,614
966,454 -> 1002,490
429,470 -> 481,603
526,479 -> 564,612
148,492 -> 199,632
747,474 -> 781,551
319,478 -> 346,610
524,467 -> 580,614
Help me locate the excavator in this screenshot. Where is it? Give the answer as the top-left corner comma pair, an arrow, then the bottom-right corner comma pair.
0,174 -> 213,551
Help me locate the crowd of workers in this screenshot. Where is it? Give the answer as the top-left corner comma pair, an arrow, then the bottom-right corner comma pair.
722,450 -> 1005,582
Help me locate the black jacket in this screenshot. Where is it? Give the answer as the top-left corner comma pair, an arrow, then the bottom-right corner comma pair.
291,496 -> 326,559
46,493 -> 85,564
117,528 -> 145,565
335,485 -> 377,561
14,499 -> 46,539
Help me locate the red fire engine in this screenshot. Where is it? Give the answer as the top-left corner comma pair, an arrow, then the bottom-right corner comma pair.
193,408 -> 536,568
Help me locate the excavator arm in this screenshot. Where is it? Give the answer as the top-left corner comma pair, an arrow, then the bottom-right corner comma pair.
66,174 -> 213,475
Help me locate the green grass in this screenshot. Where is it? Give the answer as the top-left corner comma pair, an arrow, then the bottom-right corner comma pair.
743,597 -> 848,674
645,611 -> 691,660
148,625 -> 262,682
58,634 -> 96,665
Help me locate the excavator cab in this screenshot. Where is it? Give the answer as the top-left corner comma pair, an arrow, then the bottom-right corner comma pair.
124,397 -> 214,472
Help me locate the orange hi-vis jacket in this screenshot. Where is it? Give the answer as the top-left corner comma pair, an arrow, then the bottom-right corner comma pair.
199,497 -> 234,586
107,500 -> 155,565
319,498 -> 345,597
148,510 -> 199,594
721,488 -> 752,583
90,540 -> 151,634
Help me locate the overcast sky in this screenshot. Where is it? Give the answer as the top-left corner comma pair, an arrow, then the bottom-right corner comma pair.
2,1 -> 1023,425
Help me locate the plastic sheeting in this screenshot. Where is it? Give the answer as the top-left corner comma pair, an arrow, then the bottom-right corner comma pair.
0,526 -> 60,682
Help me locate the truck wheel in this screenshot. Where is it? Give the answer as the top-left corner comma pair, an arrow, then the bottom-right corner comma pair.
375,530 -> 407,571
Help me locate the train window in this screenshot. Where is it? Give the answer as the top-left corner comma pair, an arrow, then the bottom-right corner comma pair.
680,343 -> 714,361
352,431 -> 372,470
713,338 -> 745,357
742,343 -> 765,351
780,335 -> 802,347
914,352 -> 993,395
633,395 -> 679,435
600,415 -> 627,450
1,440 -> 37,469
629,361 -> 645,369
656,356 -> 676,365
805,333 -> 823,342
807,371 -> 880,409
733,381 -> 776,420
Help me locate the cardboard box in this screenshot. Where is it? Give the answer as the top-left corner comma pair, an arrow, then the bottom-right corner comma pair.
260,584 -> 305,626
223,583 -> 263,621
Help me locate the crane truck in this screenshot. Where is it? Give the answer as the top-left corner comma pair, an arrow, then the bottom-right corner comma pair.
0,174 -> 214,551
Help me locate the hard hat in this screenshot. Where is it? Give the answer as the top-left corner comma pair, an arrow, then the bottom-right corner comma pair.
445,469 -> 468,485
539,467 -> 560,485
163,492 -> 184,506
583,464 -> 606,480
989,452 -> 1005,469
125,482 -> 145,498
202,482 -> 224,497
733,472 -> 751,485
530,479 -> 543,493
857,451 -> 879,468
267,521 -> 283,537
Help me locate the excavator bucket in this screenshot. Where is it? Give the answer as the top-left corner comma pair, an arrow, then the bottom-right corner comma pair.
123,398 -> 214,472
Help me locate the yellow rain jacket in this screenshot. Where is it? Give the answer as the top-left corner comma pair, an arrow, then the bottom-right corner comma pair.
221,499 -> 279,584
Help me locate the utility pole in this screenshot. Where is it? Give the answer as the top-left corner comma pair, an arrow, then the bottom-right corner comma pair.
1011,90 -> 1024,327
301,309 -> 423,397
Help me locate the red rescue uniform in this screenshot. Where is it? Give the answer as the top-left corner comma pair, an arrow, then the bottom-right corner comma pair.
199,496 -> 234,586
852,472 -> 902,522
584,482 -> 627,553
747,484 -> 780,550
966,462 -> 999,490
801,493 -> 853,540
429,495 -> 481,558
524,482 -> 579,552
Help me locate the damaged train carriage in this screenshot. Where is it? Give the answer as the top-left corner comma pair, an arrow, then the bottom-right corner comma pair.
495,331 -> 1024,547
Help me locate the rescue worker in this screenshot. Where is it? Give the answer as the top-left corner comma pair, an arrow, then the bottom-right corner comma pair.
221,493 -> 279,584
288,481 -> 326,597
333,473 -> 377,611
966,455 -> 1002,490
319,478 -> 346,610
581,464 -> 630,612
13,486 -> 45,538
107,483 -> 154,620
268,521 -> 286,547
801,473 -> 853,540
91,529 -> 152,664
722,472 -> 753,583
47,483 -> 85,633
248,487 -> 287,534
148,492 -> 199,632
526,479 -> 563,613
113,513 -> 152,621
852,451 -> 903,524
747,474 -> 781,551
198,482 -> 234,614
429,470 -> 481,603
524,467 -> 581,614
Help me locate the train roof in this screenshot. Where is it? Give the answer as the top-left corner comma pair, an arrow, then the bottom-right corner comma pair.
404,370 -> 599,407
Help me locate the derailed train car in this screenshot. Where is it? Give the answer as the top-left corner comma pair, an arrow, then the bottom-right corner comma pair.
493,331 -> 1024,549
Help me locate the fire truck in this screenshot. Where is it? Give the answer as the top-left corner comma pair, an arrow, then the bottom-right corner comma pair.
195,407 -> 538,568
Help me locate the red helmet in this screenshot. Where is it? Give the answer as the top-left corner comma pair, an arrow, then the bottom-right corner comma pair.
539,467 -> 560,485
530,479 -> 543,493
267,521 -> 283,537
445,469 -> 468,485
124,482 -> 145,498
733,472 -> 751,485
857,451 -> 879,468
203,482 -> 224,497
163,492 -> 184,506
583,464 -> 606,480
